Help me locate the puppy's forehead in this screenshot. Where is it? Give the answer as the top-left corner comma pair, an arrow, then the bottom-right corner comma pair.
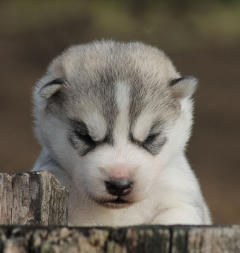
58,41 -> 179,84
50,41 -> 180,130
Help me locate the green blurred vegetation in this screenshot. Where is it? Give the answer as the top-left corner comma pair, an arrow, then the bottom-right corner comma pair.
1,0 -> 240,50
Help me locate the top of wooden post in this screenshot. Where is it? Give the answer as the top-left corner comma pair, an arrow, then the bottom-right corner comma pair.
0,171 -> 68,225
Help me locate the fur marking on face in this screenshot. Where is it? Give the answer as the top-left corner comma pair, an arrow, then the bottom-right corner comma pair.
32,40 -> 211,226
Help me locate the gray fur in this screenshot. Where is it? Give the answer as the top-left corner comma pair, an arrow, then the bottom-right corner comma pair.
32,40 -> 211,226
34,40 -> 182,152
170,76 -> 198,98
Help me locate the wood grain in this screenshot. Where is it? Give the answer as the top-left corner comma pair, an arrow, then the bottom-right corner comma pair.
0,226 -> 239,253
0,171 -> 68,225
0,172 -> 239,252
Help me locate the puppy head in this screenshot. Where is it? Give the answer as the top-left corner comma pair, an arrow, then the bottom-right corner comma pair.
33,41 -> 197,208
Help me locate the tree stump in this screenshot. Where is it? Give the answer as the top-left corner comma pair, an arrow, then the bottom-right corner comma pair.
0,171 -> 68,225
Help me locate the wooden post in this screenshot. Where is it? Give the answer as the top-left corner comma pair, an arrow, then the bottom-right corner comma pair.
0,172 -> 239,252
0,171 -> 68,225
0,226 -> 239,252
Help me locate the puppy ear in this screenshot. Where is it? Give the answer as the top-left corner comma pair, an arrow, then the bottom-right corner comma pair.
39,78 -> 64,99
170,76 -> 198,99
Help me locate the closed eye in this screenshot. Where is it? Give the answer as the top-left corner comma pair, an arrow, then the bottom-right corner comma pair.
130,132 -> 166,156
69,119 -> 97,147
74,130 -> 96,146
143,133 -> 159,144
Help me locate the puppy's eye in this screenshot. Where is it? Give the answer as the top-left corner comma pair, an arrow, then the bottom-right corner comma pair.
74,130 -> 96,146
144,133 -> 159,144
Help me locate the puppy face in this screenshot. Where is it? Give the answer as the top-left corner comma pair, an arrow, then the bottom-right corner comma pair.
33,41 -> 197,208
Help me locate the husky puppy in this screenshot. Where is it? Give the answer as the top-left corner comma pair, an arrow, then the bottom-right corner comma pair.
32,40 -> 211,226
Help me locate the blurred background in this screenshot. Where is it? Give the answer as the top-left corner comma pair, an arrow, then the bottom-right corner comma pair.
0,0 -> 239,224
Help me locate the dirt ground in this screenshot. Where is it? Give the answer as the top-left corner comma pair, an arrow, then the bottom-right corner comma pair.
0,30 -> 239,225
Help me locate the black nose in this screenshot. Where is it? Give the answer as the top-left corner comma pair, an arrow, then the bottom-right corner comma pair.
105,179 -> 133,196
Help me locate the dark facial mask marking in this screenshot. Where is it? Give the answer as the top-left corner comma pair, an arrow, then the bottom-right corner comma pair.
68,119 -> 112,156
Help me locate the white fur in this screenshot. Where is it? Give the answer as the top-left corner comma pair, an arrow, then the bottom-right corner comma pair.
33,41 -> 211,226
114,81 -> 131,146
